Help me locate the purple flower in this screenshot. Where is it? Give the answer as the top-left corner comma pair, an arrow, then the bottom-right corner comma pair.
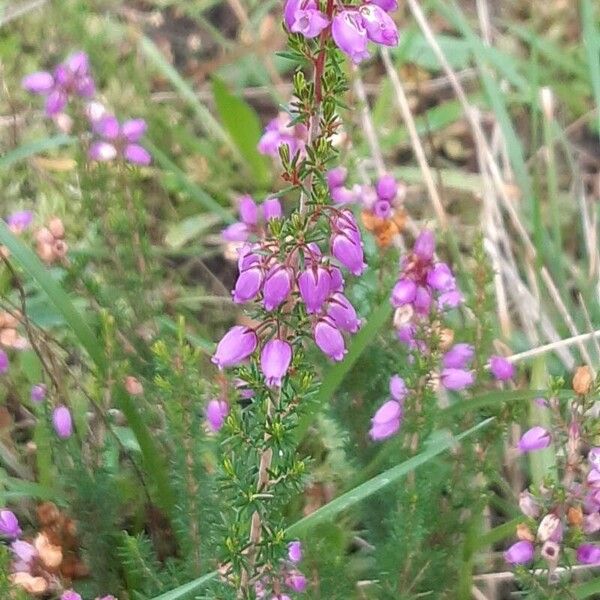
30,384 -> 47,403
260,339 -> 292,387
504,540 -> 534,564
489,355 -> 515,381
11,539 -> 37,564
332,11 -> 370,64
443,344 -> 474,369
367,0 -> 398,11
0,350 -> 8,375
441,368 -> 474,391
7,210 -> 33,233
389,375 -> 407,402
298,266 -> 331,313
518,426 -> 551,452
286,571 -> 307,592
413,230 -> 435,261
238,195 -> 258,225
23,52 -> 95,117
359,4 -> 399,46
258,113 -> 307,159
327,293 -> 361,333
373,199 -> 392,219
438,289 -> 463,309
331,232 -> 365,276
288,540 -> 302,563
222,222 -> 250,242
205,399 -> 229,432
290,8 -> 329,38
263,197 -> 282,220
391,278 -> 417,307
589,447 -> 600,470
369,400 -> 402,440
518,491 -> 540,518
413,286 -> 432,315
577,544 -> 600,565
426,263 -> 454,291
52,405 -> 73,438
584,513 -> 600,534
375,175 -> 397,201
61,592 -> 83,600
284,0 -> 316,29
233,265 -> 264,304
89,115 -> 151,166
0,510 -> 21,538
212,326 -> 258,369
314,320 -> 347,361
328,266 -> 345,292
327,167 -> 348,190
263,265 -> 293,311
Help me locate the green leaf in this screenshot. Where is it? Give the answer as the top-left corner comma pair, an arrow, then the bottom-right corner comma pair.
471,517 -> 523,551
212,77 -> 271,186
575,577 -> 600,599
150,418 -> 494,600
0,223 -> 176,516
295,297 -> 393,441
0,135 -> 76,169
287,418 -> 494,536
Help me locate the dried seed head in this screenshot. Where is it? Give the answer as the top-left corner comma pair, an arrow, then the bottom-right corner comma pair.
124,376 -> 144,396
11,572 -> 48,595
516,523 -> 535,541
48,217 -> 65,239
567,506 -> 583,527
573,365 -> 593,395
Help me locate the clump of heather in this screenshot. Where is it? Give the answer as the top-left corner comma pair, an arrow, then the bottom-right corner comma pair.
504,367 -> 600,592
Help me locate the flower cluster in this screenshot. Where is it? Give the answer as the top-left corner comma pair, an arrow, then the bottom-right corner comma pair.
35,217 -> 68,264
368,231 -> 517,441
504,367 -> 600,581
23,53 -> 150,166
284,0 -> 399,64
22,51 -> 95,117
213,202 -> 365,378
255,540 -> 307,599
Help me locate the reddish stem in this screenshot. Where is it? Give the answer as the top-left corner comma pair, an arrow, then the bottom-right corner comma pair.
314,0 -> 335,103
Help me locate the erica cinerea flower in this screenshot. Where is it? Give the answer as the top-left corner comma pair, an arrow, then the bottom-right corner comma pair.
52,405 -> 73,439
257,111 -> 308,159
504,540 -> 534,564
0,349 -> 8,375
22,51 -> 95,116
518,426 -> 551,452
89,115 -> 151,165
222,196 -> 282,243
30,384 -> 47,403
6,210 -> 33,234
205,399 -> 229,432
211,326 -> 258,369
489,355 -> 515,381
369,375 -> 407,441
0,510 -> 21,538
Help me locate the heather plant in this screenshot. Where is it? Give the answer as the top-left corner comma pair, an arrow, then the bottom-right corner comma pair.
1,0 -> 600,599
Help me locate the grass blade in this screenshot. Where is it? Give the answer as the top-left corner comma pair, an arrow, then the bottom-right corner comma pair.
575,577 -> 600,599
581,0 -> 600,135
287,418 -> 494,536
0,134 -> 76,169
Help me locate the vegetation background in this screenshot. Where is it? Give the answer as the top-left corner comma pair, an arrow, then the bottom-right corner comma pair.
1,0 -> 600,598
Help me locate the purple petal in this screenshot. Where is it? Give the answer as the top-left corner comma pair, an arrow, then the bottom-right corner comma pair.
124,144 -> 152,166
89,141 -> 117,162
22,71 -> 54,94
122,119 -> 147,142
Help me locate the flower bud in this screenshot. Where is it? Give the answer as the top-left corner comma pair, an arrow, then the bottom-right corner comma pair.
52,405 -> 73,439
30,384 -> 47,403
537,514 -> 562,543
573,365 -> 593,395
369,400 -> 402,441
516,523 -> 535,541
443,344 -> 474,370
291,8 -> 329,38
519,491 -> 540,518
0,350 -> 8,375
327,293 -> 361,333
0,510 -> 21,538
489,355 -> 515,381
413,230 -> 435,261
359,4 -> 399,46
211,326 -> 258,369
375,174 -> 397,201
263,265 -> 292,311
288,540 -> 302,563
233,266 -> 264,304
298,266 -> 331,313
389,375 -> 407,402
331,232 -> 366,276
504,540 -> 534,564
262,197 -> 282,220
238,195 -> 258,226
391,278 -> 417,307
260,338 -> 292,388
577,544 -> 600,565
441,368 -> 474,391
518,427 -> 551,453
314,319 -> 346,361
205,399 -> 229,432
